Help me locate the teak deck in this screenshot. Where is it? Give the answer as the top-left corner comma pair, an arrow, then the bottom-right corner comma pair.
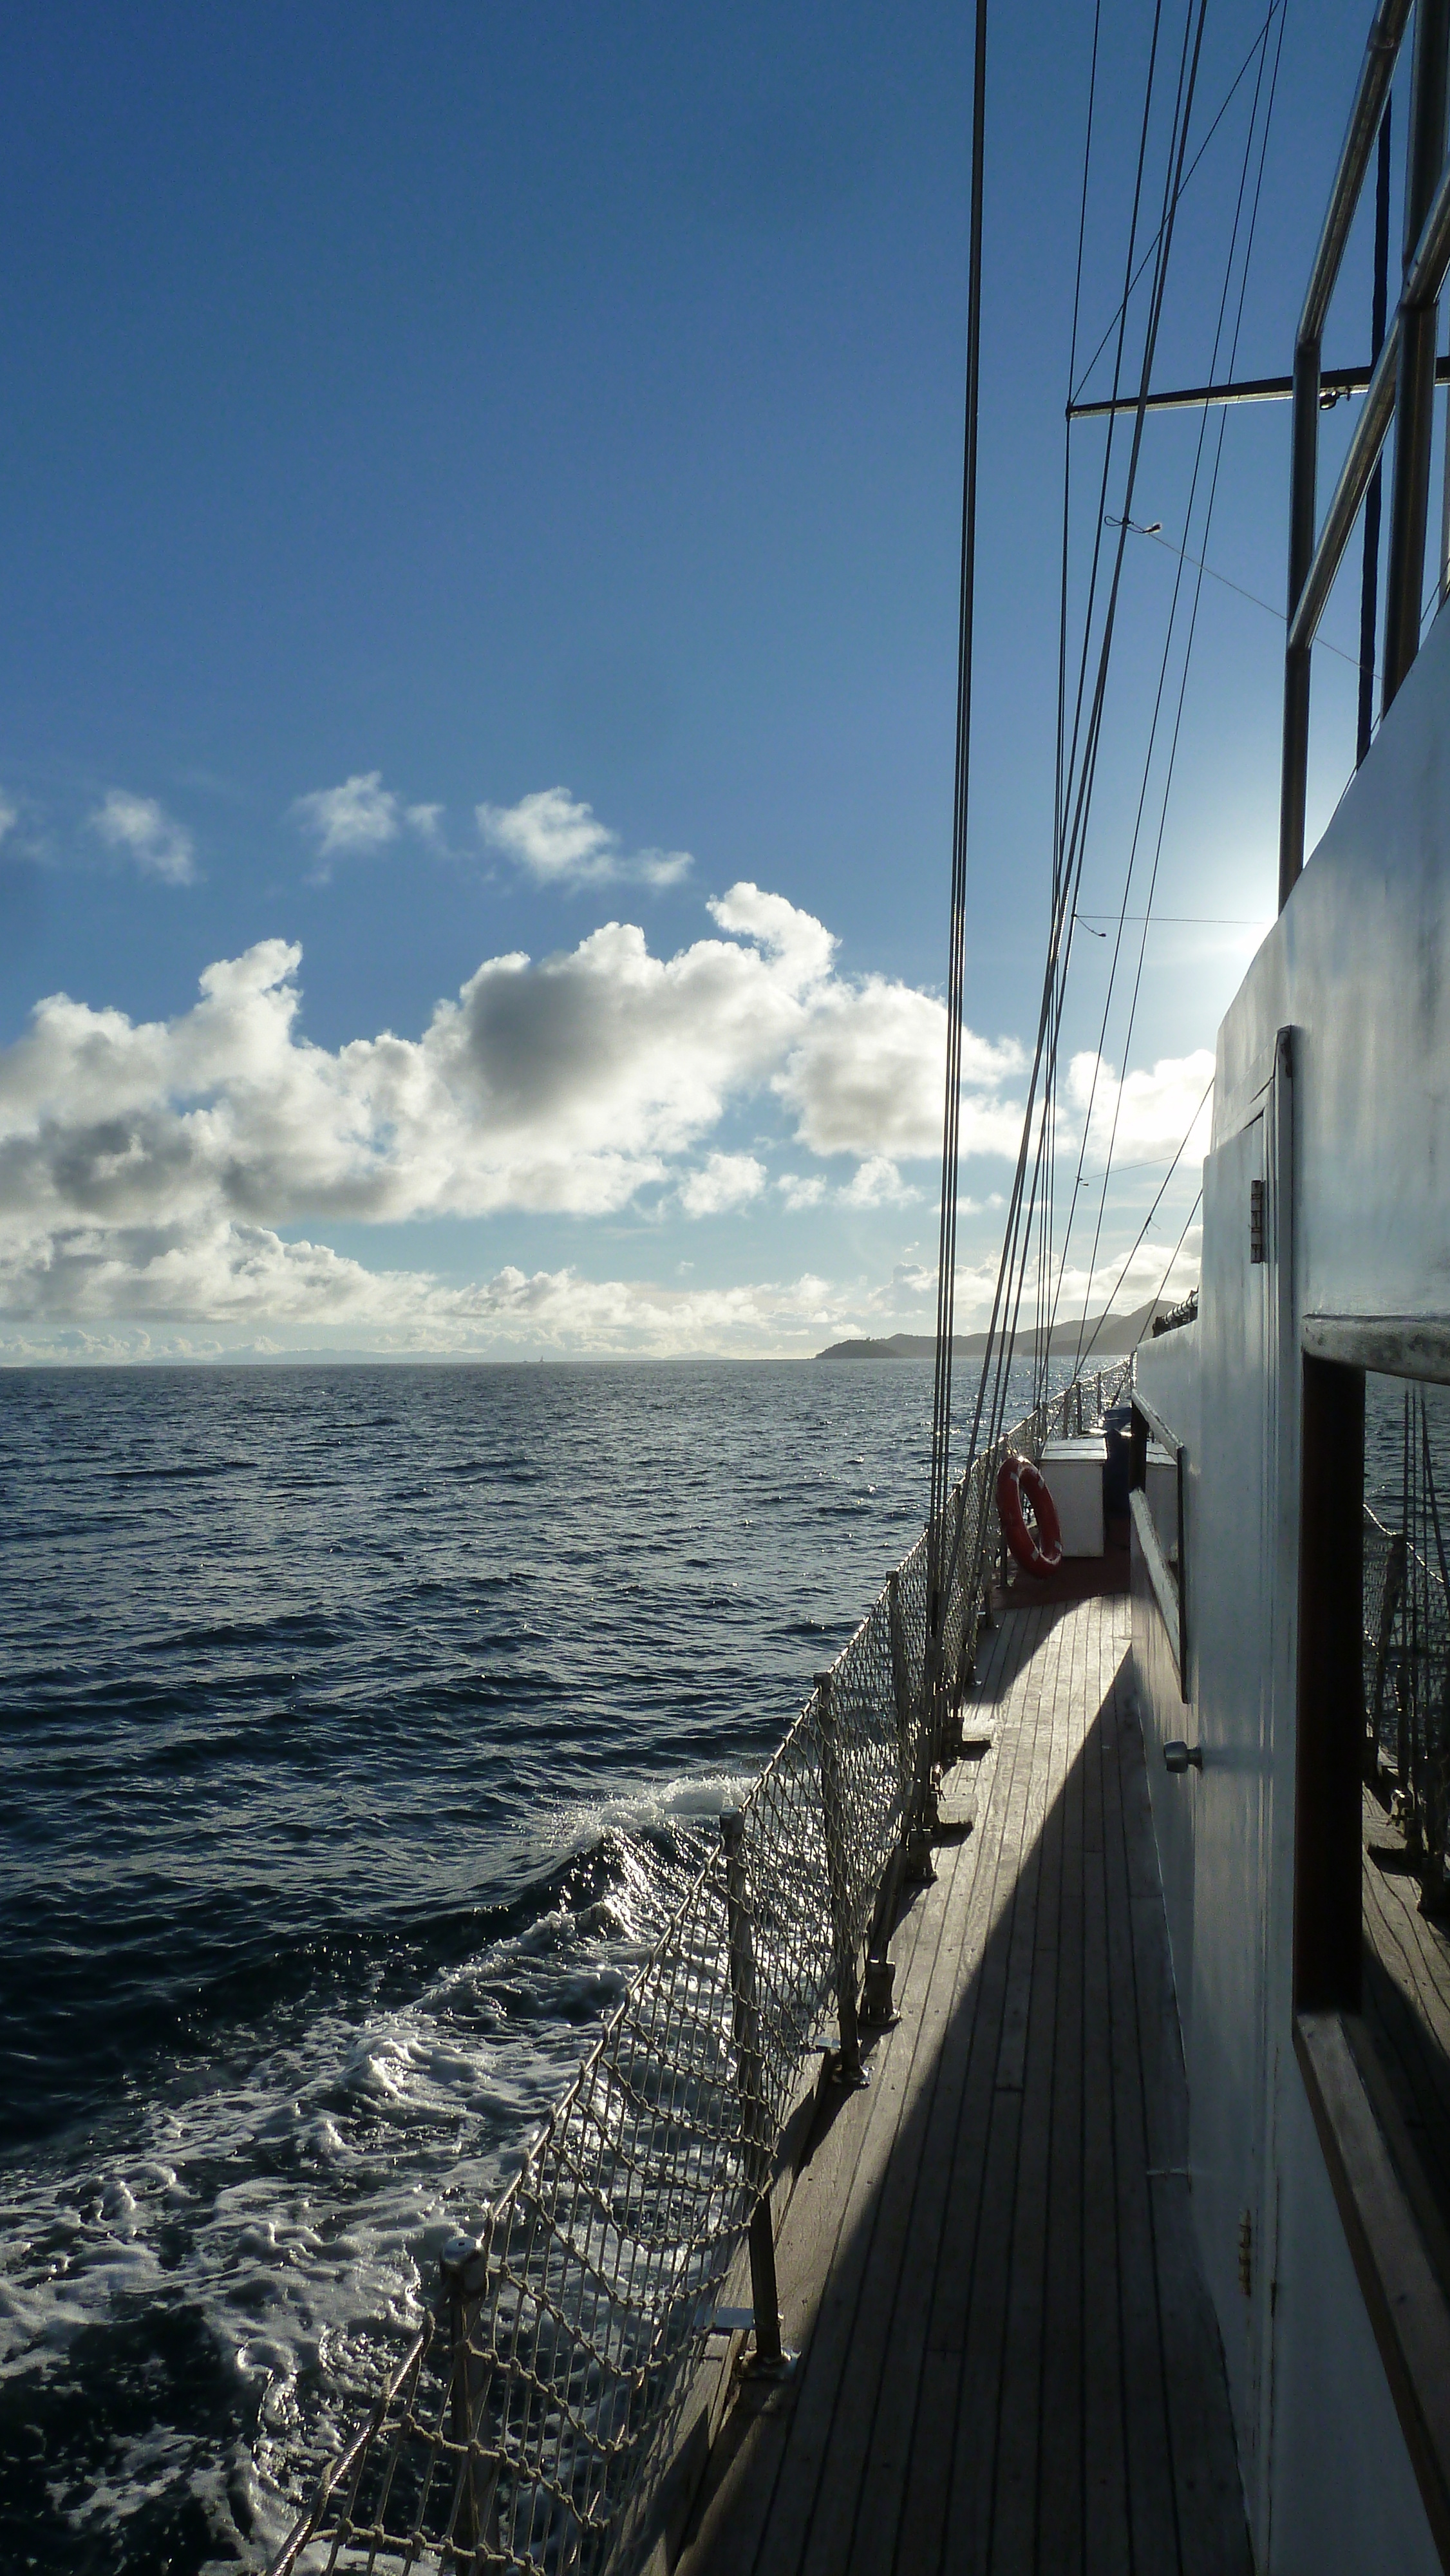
1362,1786 -> 1450,2261
676,1593 -> 1248,2576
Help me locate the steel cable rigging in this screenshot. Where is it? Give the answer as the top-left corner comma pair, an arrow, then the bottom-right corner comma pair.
1033,7 -> 1283,1412
962,0 -> 1210,1518
1058,0 -> 1286,1379
925,0 -> 988,1667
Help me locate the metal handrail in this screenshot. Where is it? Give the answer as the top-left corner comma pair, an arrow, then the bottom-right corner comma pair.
1298,0 -> 1411,354
1279,0 -> 1450,905
1286,149 -> 1450,657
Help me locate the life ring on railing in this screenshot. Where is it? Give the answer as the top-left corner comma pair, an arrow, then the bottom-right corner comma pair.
996,1450 -> 1063,1578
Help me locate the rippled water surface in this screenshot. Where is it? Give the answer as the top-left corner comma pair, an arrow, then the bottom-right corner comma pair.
3,1356 -> 1078,2574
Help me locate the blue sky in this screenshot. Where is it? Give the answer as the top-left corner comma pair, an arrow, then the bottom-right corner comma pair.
0,0 -> 1424,1358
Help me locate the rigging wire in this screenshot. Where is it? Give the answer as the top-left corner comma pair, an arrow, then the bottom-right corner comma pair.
965,0 -> 1210,1508
1010,0 -> 1187,1431
1030,3 -> 1285,1416
1070,0 -> 1285,408
1023,0 -> 1210,1417
1062,0 -> 1286,1378
1074,1082 -> 1212,1374
1135,522 -> 1374,673
925,0 -> 988,1642
1039,0 -> 1104,1411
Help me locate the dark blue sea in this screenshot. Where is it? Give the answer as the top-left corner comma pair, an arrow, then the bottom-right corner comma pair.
0,1356 -> 1080,2575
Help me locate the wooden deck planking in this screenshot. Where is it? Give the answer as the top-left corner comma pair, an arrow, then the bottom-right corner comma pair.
1361,1799 -> 1450,2242
1100,1651 -> 1180,2573
675,1595 -> 1248,2576
936,1630 -> 1050,2572
987,1600 -> 1070,2570
1037,1605 -> 1088,2575
802,1624 -> 1042,2576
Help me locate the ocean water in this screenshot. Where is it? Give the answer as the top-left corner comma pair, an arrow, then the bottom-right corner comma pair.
0,1356 -> 1073,2575
1366,1372 -> 1450,1528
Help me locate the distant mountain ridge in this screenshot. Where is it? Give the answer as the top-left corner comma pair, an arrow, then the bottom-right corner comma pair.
816,1296 -> 1173,1361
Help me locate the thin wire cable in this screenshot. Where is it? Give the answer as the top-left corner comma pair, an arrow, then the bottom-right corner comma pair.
1063,0 -> 1285,1375
1073,1088 -> 1211,1372
1062,0 -> 1279,1318
1136,521 -> 1373,670
926,0 -> 989,1625
1040,0 -> 1104,1408
1042,8 -> 1279,1378
981,0 -> 1189,1448
965,0 -> 1210,1505
1070,0 -> 1284,406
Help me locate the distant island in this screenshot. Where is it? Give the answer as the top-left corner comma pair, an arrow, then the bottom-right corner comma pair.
816,1295 -> 1174,1361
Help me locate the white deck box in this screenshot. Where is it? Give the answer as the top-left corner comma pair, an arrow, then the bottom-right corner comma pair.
1038,1435 -> 1106,1558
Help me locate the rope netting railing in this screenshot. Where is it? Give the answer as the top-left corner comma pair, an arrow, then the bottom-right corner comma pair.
1364,1503 -> 1450,1900
267,1360 -> 1132,2576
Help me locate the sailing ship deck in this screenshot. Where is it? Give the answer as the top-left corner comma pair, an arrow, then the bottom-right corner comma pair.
677,1590 -> 1248,2576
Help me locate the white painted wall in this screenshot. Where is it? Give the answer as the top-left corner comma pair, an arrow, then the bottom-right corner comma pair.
1129,601 -> 1450,2573
1133,1324 -> 1200,2035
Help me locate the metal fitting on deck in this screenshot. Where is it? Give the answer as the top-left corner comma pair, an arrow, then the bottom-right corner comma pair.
439,2232 -> 490,2299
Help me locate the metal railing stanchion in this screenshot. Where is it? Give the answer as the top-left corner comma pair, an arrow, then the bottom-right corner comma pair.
719,1808 -> 787,2370
858,1567 -> 918,2023
440,2231 -> 498,2573
814,1671 -> 868,2087
934,1482 -> 970,1768
1368,1527 -> 1407,1782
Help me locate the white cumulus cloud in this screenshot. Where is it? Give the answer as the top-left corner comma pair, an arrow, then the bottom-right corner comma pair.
89,790 -> 196,886
1066,1047 -> 1214,1162
679,1152 -> 767,1217
0,881 -> 1117,1343
477,786 -> 692,889
0,891 -> 844,1280
776,976 -> 1024,1161
840,1154 -> 914,1208
292,772 -> 442,879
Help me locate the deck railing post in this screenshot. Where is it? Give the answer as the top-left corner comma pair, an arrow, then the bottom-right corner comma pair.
719,1808 -> 784,2364
962,1466 -> 990,1684
937,1482 -> 970,1761
887,1568 -> 914,1768
814,1672 -> 867,2085
1369,1529 -> 1406,1783
894,1584 -> 937,1888
859,1571 -> 917,2025
440,2232 -> 498,2572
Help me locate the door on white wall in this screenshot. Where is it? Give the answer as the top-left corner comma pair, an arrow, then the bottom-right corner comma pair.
1191,1107 -> 1274,2515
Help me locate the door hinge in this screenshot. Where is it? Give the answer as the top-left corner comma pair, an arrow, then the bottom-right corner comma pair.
1238,2208 -> 1254,2298
1249,1178 -> 1266,1264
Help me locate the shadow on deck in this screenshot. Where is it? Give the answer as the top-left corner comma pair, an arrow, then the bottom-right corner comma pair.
674,1597 -> 1247,2576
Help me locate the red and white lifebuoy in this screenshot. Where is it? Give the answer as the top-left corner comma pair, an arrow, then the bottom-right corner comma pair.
995,1450 -> 1063,1579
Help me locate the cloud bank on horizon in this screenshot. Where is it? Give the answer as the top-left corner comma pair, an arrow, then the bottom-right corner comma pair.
0,860 -> 1210,1358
